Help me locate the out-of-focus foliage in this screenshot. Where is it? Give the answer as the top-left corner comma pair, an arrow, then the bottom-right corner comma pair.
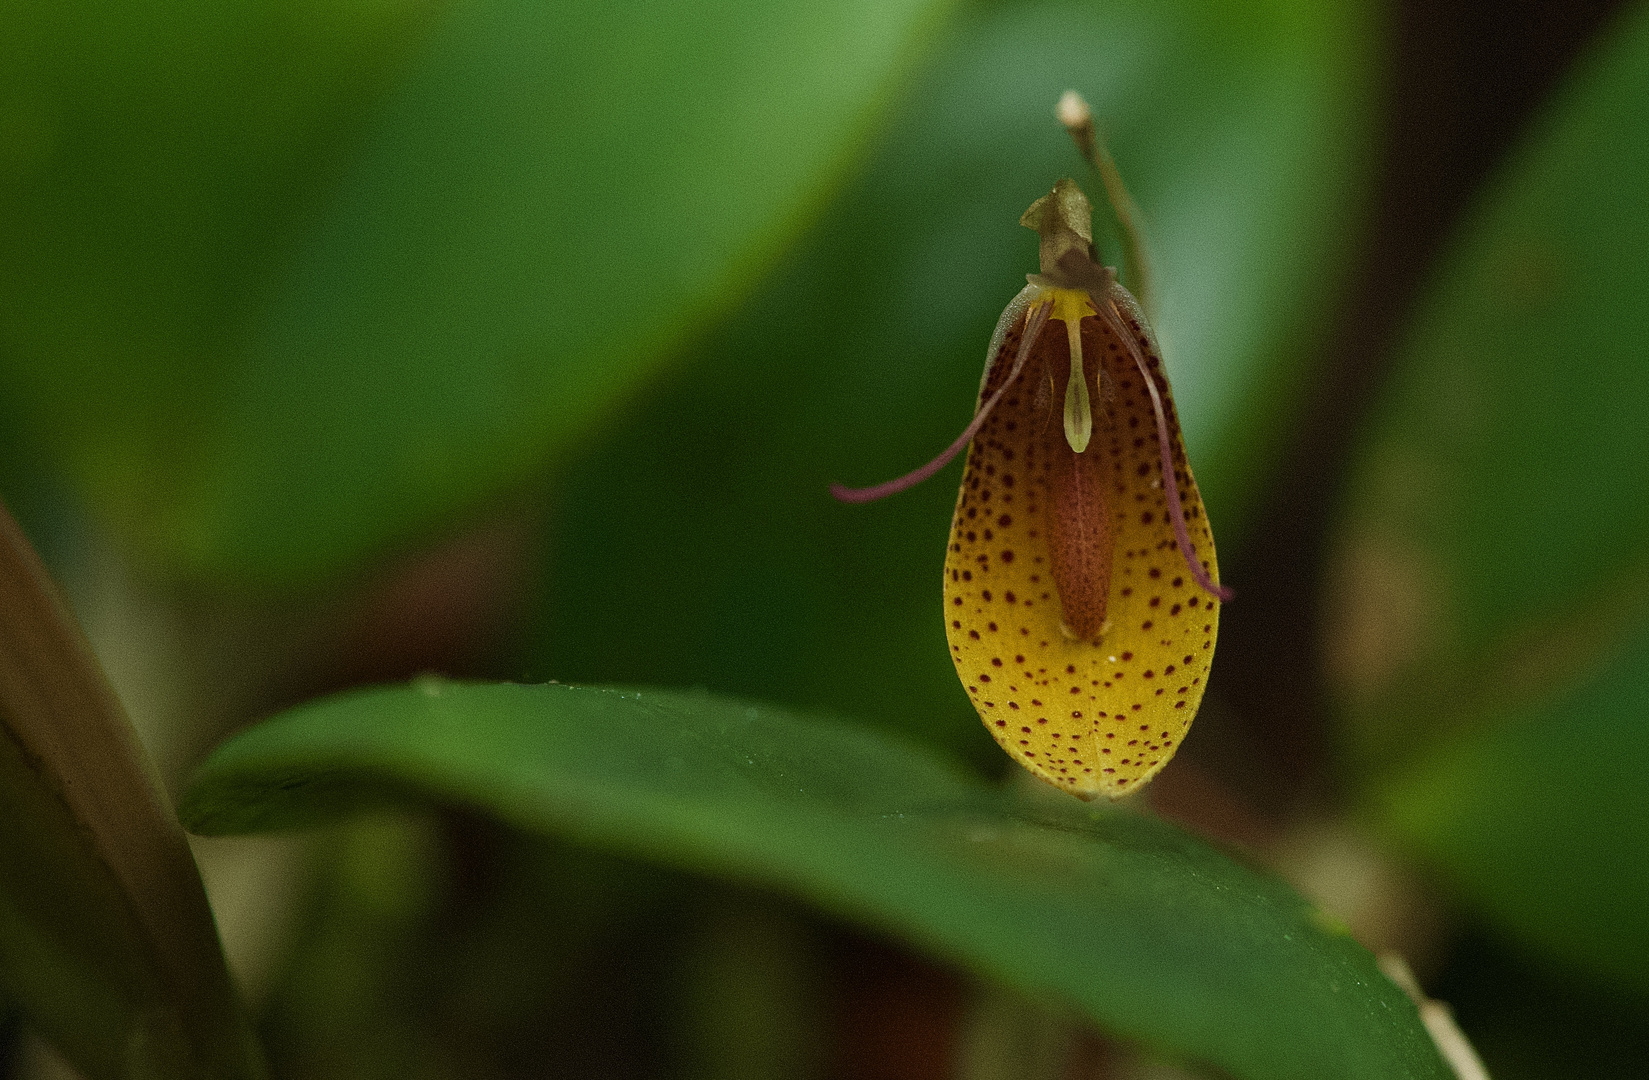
181,680 -> 1450,1080
527,0 -> 1375,759
1327,0 -> 1649,996
0,0 -> 439,575
1436,934 -> 1649,1080
1378,619 -> 1649,992
0,0 -> 950,582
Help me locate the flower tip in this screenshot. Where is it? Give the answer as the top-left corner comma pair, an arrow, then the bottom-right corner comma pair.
1056,91 -> 1099,179
1056,90 -> 1092,130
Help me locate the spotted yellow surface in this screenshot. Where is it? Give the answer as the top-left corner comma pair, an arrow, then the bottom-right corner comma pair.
945,286 -> 1221,800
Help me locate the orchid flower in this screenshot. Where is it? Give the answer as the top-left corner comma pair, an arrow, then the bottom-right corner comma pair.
833,132 -> 1228,800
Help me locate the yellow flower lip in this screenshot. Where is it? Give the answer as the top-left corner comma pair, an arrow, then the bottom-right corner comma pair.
831,171 -> 1228,799
942,263 -> 1224,799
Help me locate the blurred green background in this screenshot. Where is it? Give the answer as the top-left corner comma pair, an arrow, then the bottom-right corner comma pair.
2,0 -> 1648,1076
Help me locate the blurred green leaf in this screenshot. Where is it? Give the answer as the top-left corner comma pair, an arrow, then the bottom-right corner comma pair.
0,0 -> 439,571
1328,1 -> 1649,752
0,0 -> 953,582
265,817 -> 711,1080
1432,933 -> 1649,1080
1326,4 -> 1649,988
1376,612 -> 1649,996
258,812 -> 447,1080
182,680 -> 1449,1080
527,0 -> 1376,756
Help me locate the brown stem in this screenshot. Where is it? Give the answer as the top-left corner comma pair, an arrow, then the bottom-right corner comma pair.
0,502 -> 264,1079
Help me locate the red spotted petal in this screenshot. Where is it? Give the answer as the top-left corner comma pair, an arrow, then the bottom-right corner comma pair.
945,286 -> 1222,800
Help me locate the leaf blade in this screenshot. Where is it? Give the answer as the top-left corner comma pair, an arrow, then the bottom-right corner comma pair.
1375,612 -> 1649,996
0,0 -> 956,582
1327,2 -> 1649,990
183,680 -> 1448,1080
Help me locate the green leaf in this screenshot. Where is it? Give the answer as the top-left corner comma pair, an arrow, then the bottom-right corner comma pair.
1375,612 -> 1649,997
0,508 -> 261,1079
1431,934 -> 1649,1080
0,0 -> 439,571
182,680 -> 1449,1080
527,0 -> 1377,755
1326,5 -> 1649,987
1328,2 -> 1649,753
0,0 -> 954,582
